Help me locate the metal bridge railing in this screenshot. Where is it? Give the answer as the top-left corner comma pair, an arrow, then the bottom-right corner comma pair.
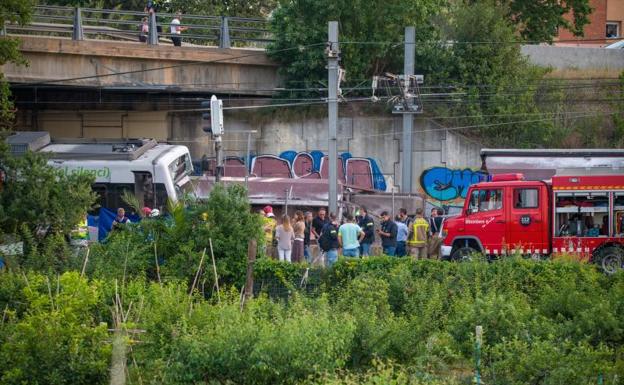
5,5 -> 273,49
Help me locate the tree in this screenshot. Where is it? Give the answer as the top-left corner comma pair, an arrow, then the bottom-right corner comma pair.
0,144 -> 96,237
42,0 -> 277,17
504,0 -> 593,43
0,0 -> 36,130
433,1 -> 553,147
268,0 -> 445,95
157,0 -> 277,17
41,0 -> 145,10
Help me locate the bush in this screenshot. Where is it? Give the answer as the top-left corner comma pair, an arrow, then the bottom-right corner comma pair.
0,272 -> 111,385
134,291 -> 355,385
0,257 -> 622,384
314,359 -> 464,385
488,338 -> 617,385
83,184 -> 264,290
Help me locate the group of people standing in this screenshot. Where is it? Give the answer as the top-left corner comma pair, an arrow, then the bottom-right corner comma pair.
262,206 -> 315,263
262,205 -> 445,267
353,206 -> 445,260
139,1 -> 187,46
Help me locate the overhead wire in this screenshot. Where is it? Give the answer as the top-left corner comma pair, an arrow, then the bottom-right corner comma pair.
16,80 -> 623,105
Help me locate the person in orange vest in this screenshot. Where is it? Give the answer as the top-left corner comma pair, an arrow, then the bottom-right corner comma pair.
408,208 -> 429,260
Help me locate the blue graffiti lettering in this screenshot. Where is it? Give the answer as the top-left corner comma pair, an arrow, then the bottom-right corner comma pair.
420,167 -> 487,201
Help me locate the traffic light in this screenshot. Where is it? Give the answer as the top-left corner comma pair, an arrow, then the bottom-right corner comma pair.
201,100 -> 212,135
201,95 -> 223,137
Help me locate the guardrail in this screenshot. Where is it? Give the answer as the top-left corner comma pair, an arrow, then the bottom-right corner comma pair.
5,5 -> 273,49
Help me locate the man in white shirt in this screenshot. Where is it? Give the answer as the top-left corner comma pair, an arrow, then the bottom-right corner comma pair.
170,13 -> 187,47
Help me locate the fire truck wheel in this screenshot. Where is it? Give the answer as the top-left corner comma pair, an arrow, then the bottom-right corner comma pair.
451,246 -> 477,262
595,246 -> 624,275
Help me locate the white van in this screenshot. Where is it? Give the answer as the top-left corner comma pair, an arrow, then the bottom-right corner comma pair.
7,132 -> 194,212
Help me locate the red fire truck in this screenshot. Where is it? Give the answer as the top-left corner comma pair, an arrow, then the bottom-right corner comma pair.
441,173 -> 624,273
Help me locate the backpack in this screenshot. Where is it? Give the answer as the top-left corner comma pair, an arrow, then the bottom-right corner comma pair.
318,224 -> 337,252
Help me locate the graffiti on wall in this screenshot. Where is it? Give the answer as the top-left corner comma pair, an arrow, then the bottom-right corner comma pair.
200,150 -> 387,191
420,167 -> 488,201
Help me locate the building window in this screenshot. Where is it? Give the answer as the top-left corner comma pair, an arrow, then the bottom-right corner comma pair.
606,22 -> 620,38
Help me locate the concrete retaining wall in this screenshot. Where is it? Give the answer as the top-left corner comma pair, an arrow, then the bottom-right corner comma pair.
521,45 -> 624,77
169,112 -> 483,193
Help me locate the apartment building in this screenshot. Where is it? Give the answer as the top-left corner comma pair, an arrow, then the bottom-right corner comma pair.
557,0 -> 624,46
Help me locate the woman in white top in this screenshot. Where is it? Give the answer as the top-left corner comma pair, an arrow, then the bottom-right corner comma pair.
170,13 -> 187,47
275,215 -> 295,262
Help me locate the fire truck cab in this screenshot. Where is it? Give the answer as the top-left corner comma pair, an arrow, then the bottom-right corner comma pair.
441,173 -> 624,273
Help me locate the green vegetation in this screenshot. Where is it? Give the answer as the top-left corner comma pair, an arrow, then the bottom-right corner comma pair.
0,256 -> 622,384
268,0 -> 592,88
83,183 -> 263,287
0,146 -> 96,237
495,0 -> 593,42
0,174 -> 622,384
268,0 -> 444,94
267,0 -> 618,149
431,1 -> 553,147
0,146 -> 96,273
0,0 -> 36,130
42,0 -> 277,17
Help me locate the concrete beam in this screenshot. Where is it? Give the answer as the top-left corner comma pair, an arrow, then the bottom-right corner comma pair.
3,36 -> 280,95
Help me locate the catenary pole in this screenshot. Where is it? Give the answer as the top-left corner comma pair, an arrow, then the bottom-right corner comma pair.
327,21 -> 339,214
401,26 -> 415,193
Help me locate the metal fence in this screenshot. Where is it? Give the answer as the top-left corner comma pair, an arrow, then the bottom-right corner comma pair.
5,5 -> 273,49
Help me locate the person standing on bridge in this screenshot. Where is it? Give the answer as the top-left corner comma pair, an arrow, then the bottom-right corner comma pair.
170,13 -> 188,47
139,17 -> 149,43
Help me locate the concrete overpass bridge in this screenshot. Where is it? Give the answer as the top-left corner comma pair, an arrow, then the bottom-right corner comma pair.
4,35 -> 279,96
3,6 -> 281,142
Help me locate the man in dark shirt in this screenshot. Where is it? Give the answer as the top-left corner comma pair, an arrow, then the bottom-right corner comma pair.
428,208 -> 444,259
428,208 -> 444,235
357,206 -> 375,256
377,211 -> 398,256
319,213 -> 340,267
312,208 -> 329,240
